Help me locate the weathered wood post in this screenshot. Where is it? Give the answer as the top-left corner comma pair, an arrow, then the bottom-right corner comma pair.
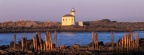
121,37 -> 124,50
127,33 -> 130,50
38,33 -> 43,51
111,32 -> 114,50
135,33 -> 139,49
24,33 -> 27,48
116,42 -> 118,50
116,41 -> 121,51
45,34 -> 47,51
35,36 -> 38,51
95,33 -> 98,50
32,32 -> 43,51
46,32 -> 48,51
45,32 -> 53,51
92,31 -> 95,49
130,32 -> 133,50
118,42 -> 120,51
33,36 -> 36,51
43,43 -> 46,51
126,35 -> 128,51
129,35 -> 131,50
49,32 -> 52,50
14,34 -> 16,49
54,31 -> 57,48
124,33 -> 126,50
21,37 -> 24,51
128,35 -> 130,51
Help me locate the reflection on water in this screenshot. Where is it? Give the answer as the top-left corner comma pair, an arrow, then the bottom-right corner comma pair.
61,32 -> 75,37
0,31 -> 144,46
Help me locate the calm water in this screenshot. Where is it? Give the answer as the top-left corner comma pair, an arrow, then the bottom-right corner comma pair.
0,31 -> 144,46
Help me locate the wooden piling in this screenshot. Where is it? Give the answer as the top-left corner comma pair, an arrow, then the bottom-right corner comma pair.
33,36 -> 36,51
38,33 -> 43,51
135,33 -> 139,49
130,32 -> 133,50
121,36 -> 124,50
50,32 -> 52,50
45,35 -> 47,51
35,36 -> 38,51
111,32 -> 114,50
45,32 -> 53,51
126,35 -> 128,51
95,33 -> 98,50
54,31 -> 57,48
124,33 -> 126,50
14,34 -> 16,49
116,32 -> 140,51
92,31 -> 95,48
24,33 -> 27,48
21,37 -> 24,51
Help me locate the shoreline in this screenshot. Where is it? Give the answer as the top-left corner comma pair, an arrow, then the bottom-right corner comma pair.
0,28 -> 137,33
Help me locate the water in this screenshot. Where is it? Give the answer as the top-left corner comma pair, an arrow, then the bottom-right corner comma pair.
0,31 -> 144,46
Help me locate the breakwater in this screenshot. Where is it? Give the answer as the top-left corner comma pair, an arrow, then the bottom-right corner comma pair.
1,21 -> 144,33
0,26 -> 138,33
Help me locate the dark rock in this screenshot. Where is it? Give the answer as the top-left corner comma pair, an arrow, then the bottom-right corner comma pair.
72,44 -> 80,49
0,45 -> 9,50
0,49 -> 7,54
60,45 -> 65,49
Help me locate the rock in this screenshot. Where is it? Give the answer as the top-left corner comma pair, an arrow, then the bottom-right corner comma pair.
72,44 -> 80,49
60,45 -> 65,49
0,45 -> 9,50
85,50 -> 93,55
88,41 -> 104,47
9,41 -> 14,48
0,49 -> 7,54
105,42 -> 112,47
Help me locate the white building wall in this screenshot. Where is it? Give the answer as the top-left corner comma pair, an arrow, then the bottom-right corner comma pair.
78,22 -> 83,26
62,16 -> 75,26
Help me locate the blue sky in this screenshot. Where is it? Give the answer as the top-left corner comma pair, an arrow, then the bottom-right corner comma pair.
0,0 -> 144,22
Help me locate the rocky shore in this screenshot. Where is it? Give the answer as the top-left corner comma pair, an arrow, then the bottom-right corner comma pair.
0,43 -> 144,55
0,26 -> 135,33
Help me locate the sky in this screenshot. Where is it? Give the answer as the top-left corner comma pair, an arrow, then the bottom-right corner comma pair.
0,0 -> 144,22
